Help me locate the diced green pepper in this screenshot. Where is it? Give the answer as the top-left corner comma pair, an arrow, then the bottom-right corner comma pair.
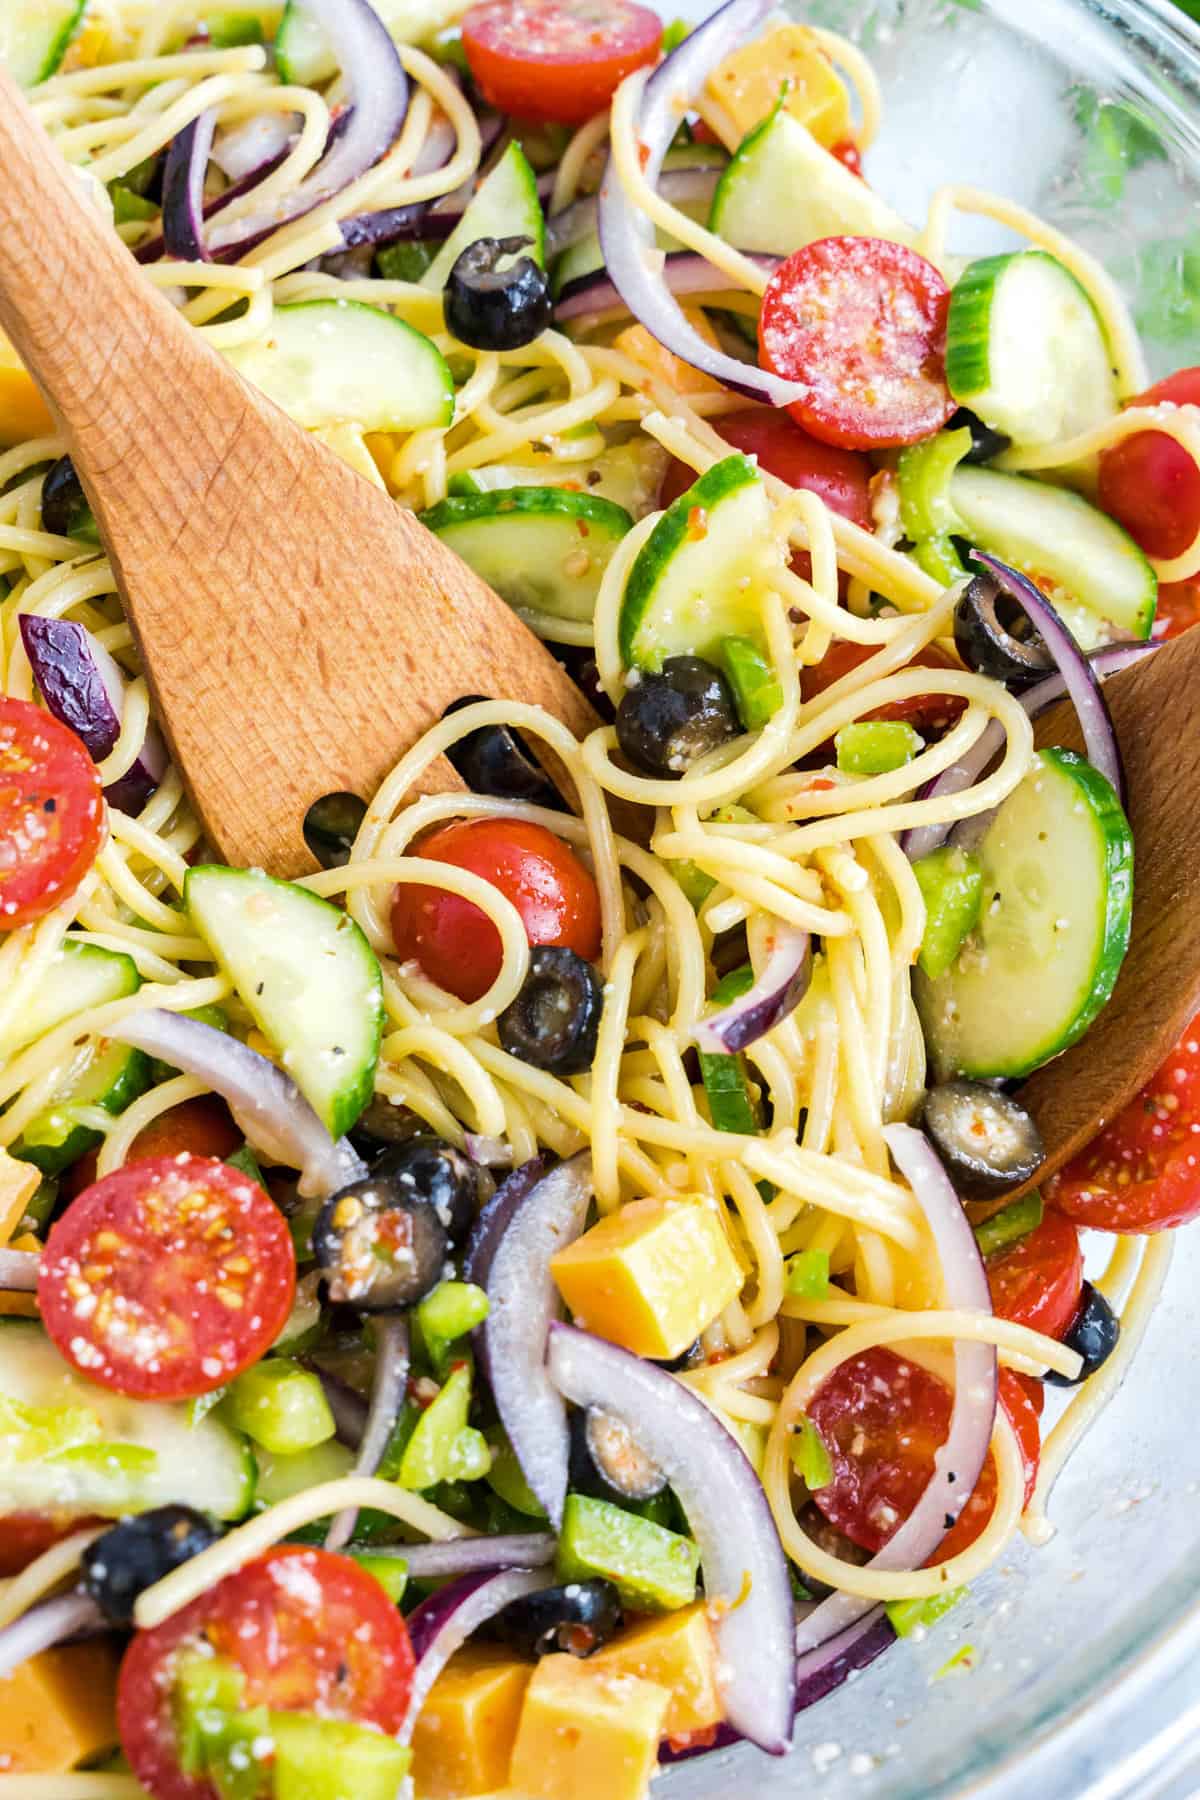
699,965 -> 760,1134
172,1654 -> 263,1788
225,1358 -> 335,1456
836,721 -> 923,776
668,858 -> 718,910
720,635 -> 784,730
556,1493 -> 700,1612
270,1713 -> 412,1800
661,17 -> 691,50
912,533 -> 969,585
897,427 -> 972,542
350,1551 -> 408,1606
974,1190 -> 1044,1258
785,1248 -> 830,1299
913,845 -> 984,980
208,13 -> 266,47
225,1143 -> 265,1186
886,1586 -> 966,1638
397,1364 -> 490,1490
415,1280 -> 489,1377
110,182 -> 159,225
375,240 -> 436,283
789,1414 -> 833,1490
430,25 -> 470,72
486,1430 -> 548,1519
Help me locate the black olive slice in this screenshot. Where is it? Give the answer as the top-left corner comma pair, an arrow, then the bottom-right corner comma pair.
569,1404 -> 667,1504
954,573 -> 1055,691
313,1173 -> 448,1311
444,235 -> 553,353
82,1505 -> 219,1625
491,1578 -> 622,1659
615,656 -> 738,778
1045,1281 -> 1120,1385
498,946 -> 604,1075
923,1080 -> 1044,1195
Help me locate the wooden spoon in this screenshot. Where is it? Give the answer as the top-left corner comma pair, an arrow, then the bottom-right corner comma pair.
0,67 -> 604,879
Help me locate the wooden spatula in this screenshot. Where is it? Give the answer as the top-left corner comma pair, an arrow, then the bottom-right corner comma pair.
0,66 -> 602,880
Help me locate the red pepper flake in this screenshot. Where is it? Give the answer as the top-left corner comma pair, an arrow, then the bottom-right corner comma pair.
576,519 -> 590,537
686,506 -> 708,541
808,777 -> 836,791
637,140 -> 650,170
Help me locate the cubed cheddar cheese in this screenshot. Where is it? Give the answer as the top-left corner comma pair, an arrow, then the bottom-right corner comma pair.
550,1196 -> 743,1360
0,335 -> 54,449
613,311 -> 725,398
704,25 -> 853,147
589,1603 -> 723,1739
0,1642 -> 120,1774
409,1644 -> 532,1799
509,1654 -> 670,1800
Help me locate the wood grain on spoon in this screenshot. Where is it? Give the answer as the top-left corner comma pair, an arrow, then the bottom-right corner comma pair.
0,66 -> 606,879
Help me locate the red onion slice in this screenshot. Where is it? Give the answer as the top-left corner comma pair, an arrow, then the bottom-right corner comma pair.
134,147 -> 291,266
109,1010 -> 365,1199
556,248 -> 779,323
325,1315 -> 409,1550
401,1568 -> 553,1743
0,1248 -> 38,1290
0,1592 -> 104,1680
162,107 -> 217,262
464,1154 -> 592,1529
399,1533 -> 555,1578
694,926 -> 811,1054
211,113 -> 297,183
20,616 -> 166,815
463,1132 -> 513,1169
547,1323 -> 796,1755
596,0 -> 803,406
205,0 -> 409,259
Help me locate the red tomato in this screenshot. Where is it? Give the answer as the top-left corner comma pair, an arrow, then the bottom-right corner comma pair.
0,1510 -> 105,1577
391,817 -> 602,1003
829,138 -> 863,178
0,697 -> 104,929
118,1546 -> 415,1800
801,638 -> 967,735
1098,367 -> 1200,562
38,1155 -> 295,1401
461,0 -> 662,125
758,237 -> 955,450
1152,579 -> 1200,640
659,408 -> 873,525
807,1349 -> 1039,1560
985,1210 -> 1083,1339
65,1097 -> 243,1199
1049,1012 -> 1200,1231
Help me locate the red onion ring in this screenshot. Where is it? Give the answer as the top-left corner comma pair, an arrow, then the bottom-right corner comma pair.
0,1592 -> 104,1680
325,1315 -> 409,1550
19,616 -> 166,815
401,1567 -> 553,1743
694,925 -> 811,1053
556,247 -> 780,323
161,107 -> 217,262
399,1533 -> 555,1578
0,1248 -> 38,1291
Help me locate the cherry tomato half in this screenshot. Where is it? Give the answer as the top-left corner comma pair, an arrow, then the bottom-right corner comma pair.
758,237 -> 955,450
1098,367 -> 1200,562
985,1209 -> 1083,1340
118,1546 -> 415,1800
39,1155 -> 296,1400
659,407 -> 873,524
1048,1011 -> 1200,1231
65,1096 -> 243,1200
391,817 -> 602,1003
801,638 -> 967,735
829,138 -> 864,178
462,0 -> 662,125
807,1349 -> 1039,1560
0,697 -> 104,929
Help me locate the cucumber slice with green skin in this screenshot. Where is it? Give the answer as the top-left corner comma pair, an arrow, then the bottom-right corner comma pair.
619,454 -> 775,670
275,0 -> 464,85
2,941 -> 140,1056
185,866 -> 384,1139
449,440 -> 668,519
949,466 -> 1157,648
915,748 -> 1134,1081
708,102 -> 915,256
720,635 -> 783,729
14,1041 -> 152,1177
421,142 -> 545,291
0,0 -> 84,86
946,251 -> 1118,448
0,1323 -> 256,1519
225,300 -> 453,432
419,487 -> 633,624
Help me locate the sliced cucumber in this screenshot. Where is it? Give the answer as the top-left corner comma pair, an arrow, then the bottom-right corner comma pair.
449,439 -> 668,519
709,103 -> 915,256
949,466 -> 1157,647
946,251 -> 1118,448
422,142 -> 544,291
275,0 -> 465,85
3,941 -> 140,1056
618,454 -> 775,670
254,1436 -> 355,1508
13,1041 -> 152,1177
915,748 -> 1133,1081
419,487 -> 632,624
185,867 -> 384,1138
225,300 -> 453,432
0,0 -> 84,86
0,1323 -> 255,1520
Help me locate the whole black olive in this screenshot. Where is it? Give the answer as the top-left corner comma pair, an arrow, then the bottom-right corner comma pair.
1045,1281 -> 1120,1385
569,1405 -> 667,1504
372,1134 -> 478,1247
444,696 -> 564,810
444,236 -> 553,352
923,1080 -> 1044,1195
81,1505 -> 219,1625
41,456 -> 100,543
948,407 -> 1011,465
615,656 -> 738,778
302,790 -> 367,869
954,574 -> 1055,691
492,1578 -> 622,1659
313,1171 -> 449,1310
498,946 -> 604,1075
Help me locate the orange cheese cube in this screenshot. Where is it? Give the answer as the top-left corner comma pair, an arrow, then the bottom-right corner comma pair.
509,1653 -> 670,1800
705,25 -> 853,147
410,1644 -> 532,1798
0,336 -> 54,448
0,1642 -> 120,1773
551,1196 -> 743,1360
613,310 -> 725,397
589,1603 -> 723,1738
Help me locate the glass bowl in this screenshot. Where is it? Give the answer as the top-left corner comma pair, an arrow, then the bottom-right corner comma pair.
661,0 -> 1200,1792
